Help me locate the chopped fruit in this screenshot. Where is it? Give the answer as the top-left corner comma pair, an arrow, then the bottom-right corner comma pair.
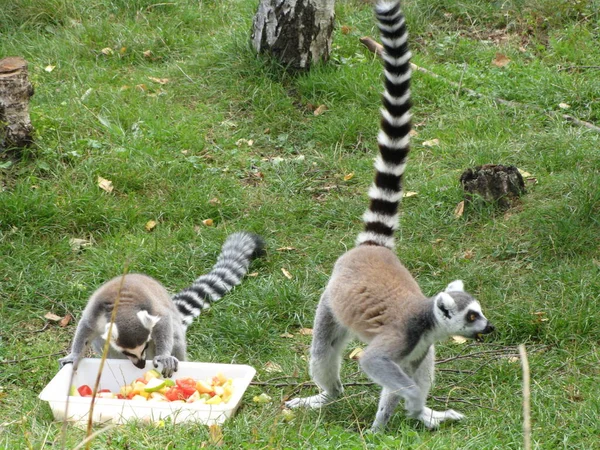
73,370 -> 236,404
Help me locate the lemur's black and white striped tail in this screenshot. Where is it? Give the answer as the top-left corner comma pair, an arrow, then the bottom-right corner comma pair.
172,232 -> 265,327
356,1 -> 412,250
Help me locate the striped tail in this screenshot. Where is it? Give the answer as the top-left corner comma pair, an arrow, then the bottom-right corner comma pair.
356,1 -> 412,250
172,232 -> 265,327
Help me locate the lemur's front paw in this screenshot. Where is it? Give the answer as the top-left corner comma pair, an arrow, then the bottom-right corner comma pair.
418,407 -> 464,429
58,354 -> 75,369
153,355 -> 179,378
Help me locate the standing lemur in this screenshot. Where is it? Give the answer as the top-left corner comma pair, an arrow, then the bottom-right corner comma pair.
59,232 -> 264,377
286,1 -> 494,431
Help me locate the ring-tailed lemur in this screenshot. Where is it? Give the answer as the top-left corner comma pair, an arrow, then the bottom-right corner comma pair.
285,1 -> 494,431
59,232 -> 264,377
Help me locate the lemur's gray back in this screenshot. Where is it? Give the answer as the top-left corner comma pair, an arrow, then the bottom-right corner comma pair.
172,232 -> 265,328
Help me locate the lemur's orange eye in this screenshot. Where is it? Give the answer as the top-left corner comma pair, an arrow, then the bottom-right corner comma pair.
468,313 -> 477,322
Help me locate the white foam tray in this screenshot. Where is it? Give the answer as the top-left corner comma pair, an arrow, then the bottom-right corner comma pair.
39,358 -> 256,426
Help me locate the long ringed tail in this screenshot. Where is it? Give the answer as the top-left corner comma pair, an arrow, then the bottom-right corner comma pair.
172,232 -> 265,327
356,1 -> 412,250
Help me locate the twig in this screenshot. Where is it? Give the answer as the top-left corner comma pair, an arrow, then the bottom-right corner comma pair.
0,351 -> 65,365
359,36 -> 600,133
436,347 -> 519,364
519,344 -> 532,450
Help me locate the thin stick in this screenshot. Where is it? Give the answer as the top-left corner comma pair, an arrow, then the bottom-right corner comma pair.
0,351 -> 65,364
85,268 -> 129,449
359,36 -> 600,133
519,344 -> 532,450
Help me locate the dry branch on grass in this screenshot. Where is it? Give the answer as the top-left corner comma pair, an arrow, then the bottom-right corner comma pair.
359,36 -> 600,133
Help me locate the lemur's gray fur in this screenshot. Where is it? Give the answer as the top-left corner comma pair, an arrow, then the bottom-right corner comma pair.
285,1 -> 494,431
59,232 -> 264,377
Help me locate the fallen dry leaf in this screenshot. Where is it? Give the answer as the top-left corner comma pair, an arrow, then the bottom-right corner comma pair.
343,172 -> 354,181
44,65 -> 56,73
299,328 -> 313,336
463,249 -> 475,260
148,76 -> 169,85
281,408 -> 296,422
253,393 -> 272,404
59,314 -> 73,327
403,191 -> 418,198
208,197 -> 220,205
44,312 -> 62,322
340,25 -> 352,35
281,268 -> 293,280
276,247 -> 297,252
69,238 -> 92,252
236,138 -> 254,147
101,47 -> 113,55
558,102 -> 570,109
313,104 -> 327,116
452,335 -> 468,344
422,138 -> 439,147
202,219 -> 214,227
409,129 -> 419,137
454,201 -> 465,218
145,220 -> 157,232
264,361 -> 283,373
143,50 -> 153,58
518,168 -> 532,177
97,176 -> 114,193
247,272 -> 259,277
492,53 -> 511,68
349,347 -> 364,360
135,84 -> 148,92
508,356 -> 520,363
280,332 -> 294,338
208,424 -> 224,446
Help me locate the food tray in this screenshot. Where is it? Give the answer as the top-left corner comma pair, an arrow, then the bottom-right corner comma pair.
39,358 -> 256,426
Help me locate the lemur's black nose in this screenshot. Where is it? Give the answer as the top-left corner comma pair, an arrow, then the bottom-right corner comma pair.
134,359 -> 146,369
483,322 -> 495,334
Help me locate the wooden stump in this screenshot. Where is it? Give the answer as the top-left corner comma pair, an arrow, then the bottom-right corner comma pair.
0,57 -> 34,151
252,0 -> 335,71
460,164 -> 525,208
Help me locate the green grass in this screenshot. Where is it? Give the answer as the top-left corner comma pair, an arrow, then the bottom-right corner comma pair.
1,0 -> 599,448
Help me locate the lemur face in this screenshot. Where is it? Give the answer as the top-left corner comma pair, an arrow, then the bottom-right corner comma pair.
434,280 -> 495,339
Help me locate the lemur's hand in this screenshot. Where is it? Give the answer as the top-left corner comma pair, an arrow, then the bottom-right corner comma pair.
58,354 -> 75,369
153,355 -> 179,378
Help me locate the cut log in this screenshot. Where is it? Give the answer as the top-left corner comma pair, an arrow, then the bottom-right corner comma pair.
252,0 -> 335,71
460,164 -> 525,208
0,57 -> 34,151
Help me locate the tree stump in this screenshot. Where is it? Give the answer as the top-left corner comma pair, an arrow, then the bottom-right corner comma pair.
0,57 -> 34,151
459,164 -> 525,208
251,0 -> 335,71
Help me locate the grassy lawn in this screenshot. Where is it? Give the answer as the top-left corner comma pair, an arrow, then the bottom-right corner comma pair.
1,0 -> 599,448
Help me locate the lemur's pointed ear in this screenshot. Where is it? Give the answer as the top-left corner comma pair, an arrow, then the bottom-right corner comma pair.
101,323 -> 119,341
435,292 -> 456,319
445,279 -> 464,292
137,310 -> 161,330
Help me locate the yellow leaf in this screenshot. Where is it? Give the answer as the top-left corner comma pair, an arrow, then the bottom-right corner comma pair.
69,238 -> 92,251
145,220 -> 157,232
281,268 -> 293,279
202,219 -> 214,226
208,197 -> 220,205
276,247 -> 296,252
135,84 -> 148,92
97,176 -> 114,193
403,191 -> 418,198
343,172 -> 354,181
280,332 -> 294,338
44,65 -> 56,73
349,347 -> 364,360
101,47 -> 113,55
518,168 -> 532,177
299,328 -> 313,336
558,102 -> 570,109
143,50 -> 153,58
264,361 -> 283,373
452,335 -> 468,344
281,408 -> 296,422
208,424 -> 224,446
422,138 -> 439,147
492,53 -> 511,68
313,104 -> 327,116
454,201 -> 465,218
119,47 -> 127,55
44,312 -> 62,322
247,272 -> 259,277
148,76 -> 169,84
409,129 -> 419,137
